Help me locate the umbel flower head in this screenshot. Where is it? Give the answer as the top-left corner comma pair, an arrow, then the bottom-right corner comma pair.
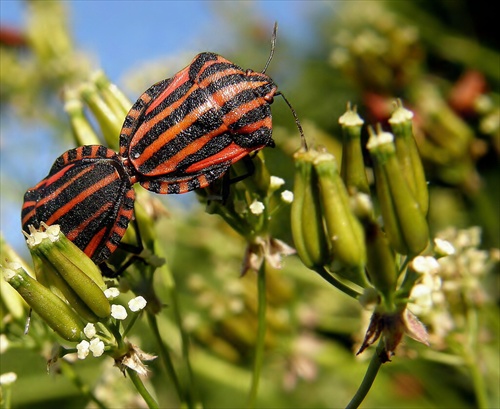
2,223 -> 156,378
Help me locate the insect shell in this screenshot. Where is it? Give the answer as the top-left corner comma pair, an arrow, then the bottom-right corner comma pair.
22,34 -> 281,265
21,146 -> 135,264
120,52 -> 278,195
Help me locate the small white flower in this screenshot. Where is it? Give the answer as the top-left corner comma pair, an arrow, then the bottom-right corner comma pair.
128,296 -> 147,312
270,176 -> 285,189
281,190 -> 294,203
388,102 -> 414,124
249,200 -> 265,215
434,238 -> 455,256
366,131 -> 393,150
89,338 -> 105,357
409,284 -> 433,315
111,304 -> 128,320
411,256 -> 440,274
83,323 -> 96,339
104,287 -> 120,300
338,105 -> 365,126
76,340 -> 90,360
41,222 -> 61,242
0,372 -> 17,385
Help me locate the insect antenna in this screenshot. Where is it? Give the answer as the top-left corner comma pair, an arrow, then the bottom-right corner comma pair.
262,21 -> 278,74
276,91 -> 308,151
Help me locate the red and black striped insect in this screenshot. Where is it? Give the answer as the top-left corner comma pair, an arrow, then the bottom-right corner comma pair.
21,145 -> 135,264
120,47 -> 279,194
21,23 -> 302,266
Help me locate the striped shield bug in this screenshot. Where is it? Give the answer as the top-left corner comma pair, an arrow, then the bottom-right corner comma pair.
21,145 -> 135,264
119,25 -> 284,195
21,23 -> 304,267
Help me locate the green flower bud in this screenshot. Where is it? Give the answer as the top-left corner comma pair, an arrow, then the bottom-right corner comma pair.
79,83 -> 122,150
367,127 -> 429,256
313,152 -> 367,286
291,149 -> 330,269
91,70 -> 131,119
389,100 -> 429,216
339,104 -> 369,194
64,90 -> 101,146
32,254 -> 100,323
2,263 -> 84,342
364,221 -> 397,304
25,224 -> 111,319
0,236 -> 30,320
414,82 -> 473,160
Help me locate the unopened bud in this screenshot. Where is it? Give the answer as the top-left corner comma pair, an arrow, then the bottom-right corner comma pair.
389,100 -> 429,215
364,221 -> 397,303
367,126 -> 429,256
291,149 -> 330,269
25,224 -> 110,320
313,152 -> 367,285
64,90 -> 101,146
79,83 -> 122,150
339,103 -> 369,194
91,70 -> 131,119
2,263 -> 84,342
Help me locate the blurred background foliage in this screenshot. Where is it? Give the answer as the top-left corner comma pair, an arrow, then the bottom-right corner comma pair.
0,0 -> 499,408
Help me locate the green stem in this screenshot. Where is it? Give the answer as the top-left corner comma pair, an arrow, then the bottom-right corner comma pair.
169,285 -> 200,409
59,360 -> 108,409
146,312 -> 183,403
464,301 -> 489,408
247,262 -> 267,408
123,311 -> 140,337
0,383 -> 12,409
466,354 -> 489,409
126,367 -> 159,409
150,243 -> 199,408
313,266 -> 361,299
345,341 -> 385,409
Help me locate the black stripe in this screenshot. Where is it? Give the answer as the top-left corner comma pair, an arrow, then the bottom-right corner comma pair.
187,178 -> 201,191
67,148 -> 77,162
197,61 -> 239,83
188,52 -> 219,81
204,73 -> 250,94
230,104 -> 271,132
131,87 -> 219,159
120,78 -> 173,152
176,132 -> 232,170
233,126 -> 273,148
137,108 -> 223,174
97,145 -> 110,157
82,145 -> 93,156
128,82 -> 199,159
219,89 -> 261,116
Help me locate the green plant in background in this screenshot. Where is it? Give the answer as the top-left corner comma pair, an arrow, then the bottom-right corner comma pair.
1,1 -> 499,408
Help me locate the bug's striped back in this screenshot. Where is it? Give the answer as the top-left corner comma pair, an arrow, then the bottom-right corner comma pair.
21,146 -> 135,264
119,52 -> 277,194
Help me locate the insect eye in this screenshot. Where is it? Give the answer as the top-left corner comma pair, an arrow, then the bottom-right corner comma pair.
264,87 -> 277,104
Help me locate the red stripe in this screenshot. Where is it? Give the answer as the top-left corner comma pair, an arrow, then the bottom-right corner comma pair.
145,66 -> 190,115
45,172 -> 118,225
185,142 -> 253,173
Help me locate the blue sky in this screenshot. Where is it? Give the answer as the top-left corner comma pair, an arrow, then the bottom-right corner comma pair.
0,0 -> 332,256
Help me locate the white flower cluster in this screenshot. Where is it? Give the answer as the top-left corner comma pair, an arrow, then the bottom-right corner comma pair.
76,292 -> 147,360
409,227 -> 499,344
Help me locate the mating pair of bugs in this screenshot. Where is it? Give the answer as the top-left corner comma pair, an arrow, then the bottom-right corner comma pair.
21,24 -> 301,267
